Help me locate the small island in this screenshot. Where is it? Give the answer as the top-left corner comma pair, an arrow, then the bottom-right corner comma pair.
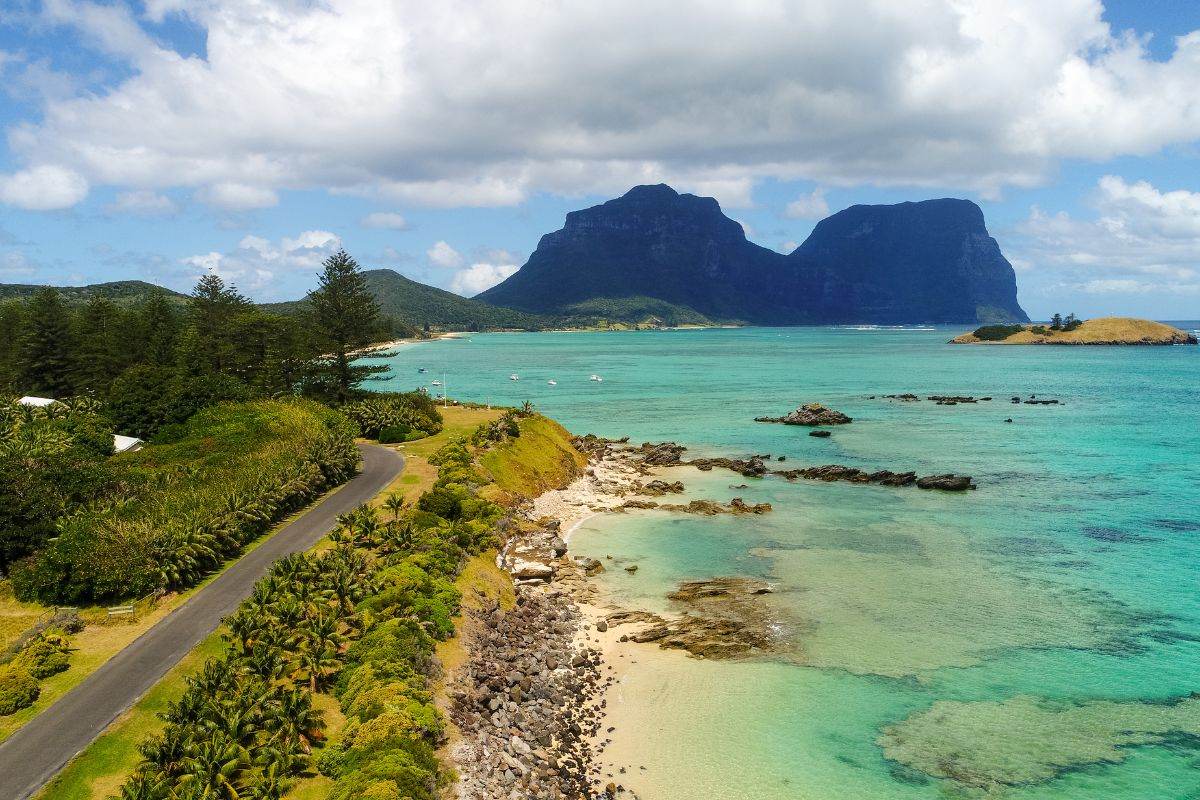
950,316 -> 1197,346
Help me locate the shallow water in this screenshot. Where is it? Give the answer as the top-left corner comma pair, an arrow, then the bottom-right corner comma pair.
368,326 -> 1200,798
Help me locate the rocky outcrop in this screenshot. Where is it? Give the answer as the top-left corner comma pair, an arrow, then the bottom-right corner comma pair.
477,184 -> 1029,325
639,479 -> 684,496
915,474 -> 975,491
607,577 -> 782,659
755,403 -> 852,426
777,464 -> 975,491
618,498 -> 772,515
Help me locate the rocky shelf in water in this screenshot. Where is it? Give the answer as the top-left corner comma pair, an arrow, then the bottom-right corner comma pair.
755,402 -> 852,425
583,438 -> 978,491
607,577 -> 784,659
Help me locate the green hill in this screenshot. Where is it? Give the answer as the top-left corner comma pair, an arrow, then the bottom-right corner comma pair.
265,269 -> 546,331
0,280 -> 187,306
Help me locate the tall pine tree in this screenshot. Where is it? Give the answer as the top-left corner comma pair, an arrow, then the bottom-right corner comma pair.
307,249 -> 385,401
72,295 -> 125,392
179,273 -> 251,377
18,288 -> 75,398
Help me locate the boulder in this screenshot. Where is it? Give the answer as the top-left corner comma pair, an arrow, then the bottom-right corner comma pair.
915,474 -> 976,491
755,402 -> 852,426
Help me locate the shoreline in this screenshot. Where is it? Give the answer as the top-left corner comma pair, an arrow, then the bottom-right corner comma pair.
451,436 -> 784,798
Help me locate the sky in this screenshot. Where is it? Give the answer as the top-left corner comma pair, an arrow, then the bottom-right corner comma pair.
0,1 -> 1198,320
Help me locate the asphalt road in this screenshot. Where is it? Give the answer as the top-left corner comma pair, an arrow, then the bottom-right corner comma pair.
0,443 -> 404,800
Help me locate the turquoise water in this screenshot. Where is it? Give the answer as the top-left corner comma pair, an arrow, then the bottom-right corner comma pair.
368,327 -> 1200,798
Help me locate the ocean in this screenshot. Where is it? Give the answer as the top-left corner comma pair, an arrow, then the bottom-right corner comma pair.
366,325 -> 1200,799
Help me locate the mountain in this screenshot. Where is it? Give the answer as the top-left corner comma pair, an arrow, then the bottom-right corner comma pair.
266,269 -> 546,330
0,280 -> 187,306
477,184 -> 1029,324
477,184 -> 782,323
788,199 -> 1028,324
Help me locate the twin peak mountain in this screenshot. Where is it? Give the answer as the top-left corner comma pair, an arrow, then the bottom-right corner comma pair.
478,184 -> 1028,325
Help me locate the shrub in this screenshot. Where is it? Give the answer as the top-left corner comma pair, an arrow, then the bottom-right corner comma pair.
378,424 -> 411,444
15,632 -> 71,679
417,483 -> 469,521
316,745 -> 348,778
971,324 -> 1025,341
0,662 -> 39,716
343,393 -> 442,440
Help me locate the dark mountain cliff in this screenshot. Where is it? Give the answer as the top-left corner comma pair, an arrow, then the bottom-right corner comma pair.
477,185 -> 1028,324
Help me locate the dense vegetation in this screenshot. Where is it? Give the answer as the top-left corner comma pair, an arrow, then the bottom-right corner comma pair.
116,415 -> 534,800
970,324 -> 1026,341
341,392 -> 444,442
0,397 -> 115,575
0,251 -> 430,595
0,251 -> 401,417
10,399 -> 359,605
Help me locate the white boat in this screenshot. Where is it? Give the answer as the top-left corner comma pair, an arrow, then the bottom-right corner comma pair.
589,374 -> 603,382
547,380 -> 557,386
418,367 -> 426,373
431,380 -> 442,386
510,374 -> 519,381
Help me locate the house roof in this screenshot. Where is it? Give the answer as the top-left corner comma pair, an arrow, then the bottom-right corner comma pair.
113,434 -> 144,453
18,396 -> 58,407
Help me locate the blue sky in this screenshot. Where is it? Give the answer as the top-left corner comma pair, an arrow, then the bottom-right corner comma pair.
1,1 -> 1199,320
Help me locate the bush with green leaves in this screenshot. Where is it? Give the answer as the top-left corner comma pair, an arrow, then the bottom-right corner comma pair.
14,631 -> 72,679
342,392 -> 443,440
971,324 -> 1025,341
0,662 -> 39,716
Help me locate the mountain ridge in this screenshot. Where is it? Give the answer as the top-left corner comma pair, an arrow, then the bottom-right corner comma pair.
478,184 -> 1029,324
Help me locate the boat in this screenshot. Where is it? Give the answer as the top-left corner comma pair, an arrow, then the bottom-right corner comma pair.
510,374 -> 519,381
418,367 -> 426,373
589,374 -> 603,382
431,380 -> 442,386
547,380 -> 557,386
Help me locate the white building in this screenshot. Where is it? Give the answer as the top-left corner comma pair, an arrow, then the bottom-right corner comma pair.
17,396 -> 58,407
113,434 -> 145,454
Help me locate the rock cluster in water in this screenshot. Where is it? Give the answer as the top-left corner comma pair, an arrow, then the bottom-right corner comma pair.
755,402 -> 853,425
617,441 -> 977,492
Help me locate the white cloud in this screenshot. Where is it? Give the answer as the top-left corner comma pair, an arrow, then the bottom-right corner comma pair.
0,251 -> 37,277
779,240 -> 799,253
0,165 -> 89,210
1013,175 -> 1200,297
427,240 -> 463,268
195,182 -> 279,211
785,188 -> 830,220
106,189 -> 178,216
181,229 -> 343,297
8,1 -> 1200,207
450,262 -> 519,296
361,211 -> 410,230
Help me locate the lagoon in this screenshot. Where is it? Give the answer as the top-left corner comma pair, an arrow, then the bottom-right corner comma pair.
368,325 -> 1200,799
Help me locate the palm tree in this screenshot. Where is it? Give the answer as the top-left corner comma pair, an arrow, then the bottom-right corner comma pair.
383,492 -> 407,523
176,736 -> 250,800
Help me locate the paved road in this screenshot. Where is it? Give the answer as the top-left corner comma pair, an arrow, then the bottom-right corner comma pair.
0,443 -> 404,800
